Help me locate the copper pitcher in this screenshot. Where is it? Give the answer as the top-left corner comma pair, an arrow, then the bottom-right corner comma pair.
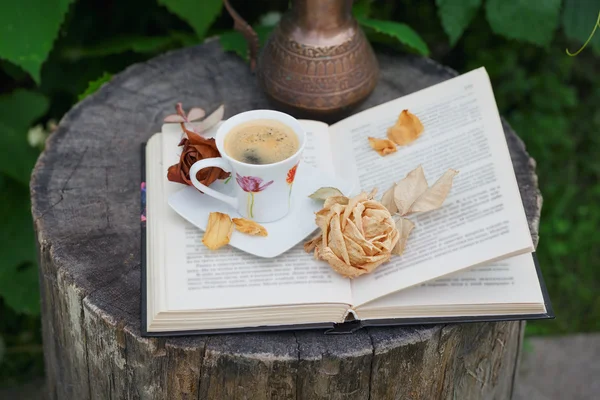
224,0 -> 379,121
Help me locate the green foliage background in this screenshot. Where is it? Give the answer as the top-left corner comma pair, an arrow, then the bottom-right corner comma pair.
0,0 -> 598,386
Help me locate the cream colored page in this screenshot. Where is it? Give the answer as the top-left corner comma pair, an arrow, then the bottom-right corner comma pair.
328,67 -> 534,306
358,253 -> 544,310
159,121 -> 352,311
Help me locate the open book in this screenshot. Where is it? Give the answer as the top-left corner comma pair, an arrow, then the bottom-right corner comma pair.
142,67 -> 552,335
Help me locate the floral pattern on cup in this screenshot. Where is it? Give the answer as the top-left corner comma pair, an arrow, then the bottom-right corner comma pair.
286,162 -> 299,207
236,173 -> 274,218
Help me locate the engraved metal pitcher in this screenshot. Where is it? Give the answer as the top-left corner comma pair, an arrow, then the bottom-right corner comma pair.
224,0 -> 379,120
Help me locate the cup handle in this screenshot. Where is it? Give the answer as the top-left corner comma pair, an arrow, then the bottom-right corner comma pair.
189,158 -> 238,209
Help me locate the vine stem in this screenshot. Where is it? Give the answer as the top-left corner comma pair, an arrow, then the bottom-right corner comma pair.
566,11 -> 600,57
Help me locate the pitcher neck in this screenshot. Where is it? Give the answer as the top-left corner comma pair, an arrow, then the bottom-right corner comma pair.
292,0 -> 353,31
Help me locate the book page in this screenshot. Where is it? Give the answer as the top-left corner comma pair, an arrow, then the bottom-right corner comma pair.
357,253 -> 544,311
158,121 -> 352,311
329,67 -> 534,306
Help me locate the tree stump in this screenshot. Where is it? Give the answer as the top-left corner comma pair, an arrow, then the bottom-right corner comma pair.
30,40 -> 541,400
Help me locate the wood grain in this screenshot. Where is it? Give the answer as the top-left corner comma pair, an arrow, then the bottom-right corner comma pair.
30,39 -> 541,399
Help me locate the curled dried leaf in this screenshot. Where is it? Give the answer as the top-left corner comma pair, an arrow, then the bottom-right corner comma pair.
392,217 -> 415,255
387,110 -> 424,146
309,187 -> 344,200
232,218 -> 268,237
368,137 -> 397,156
408,169 -> 459,214
202,212 -> 234,250
394,165 -> 428,215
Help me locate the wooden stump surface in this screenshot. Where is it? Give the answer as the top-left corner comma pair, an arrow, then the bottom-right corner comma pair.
30,39 -> 541,400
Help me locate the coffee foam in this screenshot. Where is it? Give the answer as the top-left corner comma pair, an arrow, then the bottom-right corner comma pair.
224,119 -> 299,165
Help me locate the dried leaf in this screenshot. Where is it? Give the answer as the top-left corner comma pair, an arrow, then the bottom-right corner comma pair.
387,110 -> 424,146
202,212 -> 234,250
309,187 -> 344,200
380,185 -> 397,214
186,107 -> 206,121
393,165 -> 428,215
392,218 -> 415,255
163,114 -> 186,122
186,104 -> 225,134
409,169 -> 459,214
232,218 -> 268,236
368,137 -> 397,156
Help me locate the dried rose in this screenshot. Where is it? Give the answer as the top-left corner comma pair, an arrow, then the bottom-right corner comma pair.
167,134 -> 230,187
387,110 -> 424,146
305,191 -> 400,278
165,103 -> 229,187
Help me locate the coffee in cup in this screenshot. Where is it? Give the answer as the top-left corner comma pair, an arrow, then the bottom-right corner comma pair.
224,119 -> 299,165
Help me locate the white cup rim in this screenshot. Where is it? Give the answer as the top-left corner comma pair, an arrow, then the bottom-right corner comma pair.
216,110 -> 306,169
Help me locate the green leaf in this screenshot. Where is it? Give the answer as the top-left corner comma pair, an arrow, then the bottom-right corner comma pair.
485,0 -> 561,47
436,0 -> 482,46
0,90 -> 49,184
62,35 -> 183,61
158,0 -> 223,40
563,0 -> 600,54
219,25 -> 275,60
0,0 -> 75,83
356,17 -> 429,56
78,72 -> 113,102
0,179 -> 40,315
352,0 -> 372,18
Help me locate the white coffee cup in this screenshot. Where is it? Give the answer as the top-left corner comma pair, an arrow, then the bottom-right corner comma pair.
189,110 -> 306,223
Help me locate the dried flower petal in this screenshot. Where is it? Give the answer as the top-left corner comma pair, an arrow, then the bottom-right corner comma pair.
323,196 -> 349,208
393,165 -> 428,215
202,212 -> 234,250
392,217 -> 415,255
304,233 -> 322,253
408,169 -> 459,214
309,187 -> 344,200
232,218 -> 268,236
368,137 -> 397,156
387,110 -> 424,146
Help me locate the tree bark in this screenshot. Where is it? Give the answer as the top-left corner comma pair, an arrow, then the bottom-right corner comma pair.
30,39 -> 541,400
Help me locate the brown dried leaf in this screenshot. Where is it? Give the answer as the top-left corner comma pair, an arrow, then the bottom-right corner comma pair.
186,104 -> 225,134
309,187 -> 344,200
387,110 -> 424,146
232,218 -> 268,236
202,212 -> 234,250
380,185 -> 397,214
392,218 -> 415,255
408,169 -> 459,214
368,137 -> 397,156
393,165 -> 428,215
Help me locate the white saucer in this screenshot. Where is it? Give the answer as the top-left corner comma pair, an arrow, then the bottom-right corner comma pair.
168,164 -> 355,258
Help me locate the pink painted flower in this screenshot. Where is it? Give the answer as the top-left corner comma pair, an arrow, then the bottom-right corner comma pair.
235,173 -> 274,218
236,173 -> 273,193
